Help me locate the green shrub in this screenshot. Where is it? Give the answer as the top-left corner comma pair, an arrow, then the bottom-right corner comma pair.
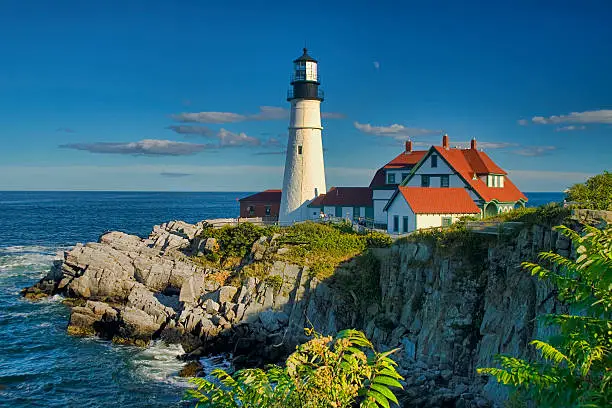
276,222 -> 368,280
478,223 -> 612,407
566,171 -> 612,210
264,275 -> 283,292
197,222 -> 266,260
366,232 -> 393,248
185,329 -> 403,408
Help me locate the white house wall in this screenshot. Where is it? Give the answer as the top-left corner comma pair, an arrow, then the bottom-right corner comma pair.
415,213 -> 474,230
385,195 -> 416,234
373,189 -> 394,226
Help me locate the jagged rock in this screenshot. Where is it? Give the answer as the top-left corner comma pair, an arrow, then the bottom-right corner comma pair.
118,307 -> 161,342
179,361 -> 204,377
205,298 -> 220,314
218,286 -> 238,304
250,236 -> 268,261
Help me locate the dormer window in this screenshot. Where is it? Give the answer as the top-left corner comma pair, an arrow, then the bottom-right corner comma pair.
431,155 -> 438,168
387,173 -> 396,184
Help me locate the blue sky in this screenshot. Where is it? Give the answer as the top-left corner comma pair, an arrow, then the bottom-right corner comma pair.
1,0 -> 610,192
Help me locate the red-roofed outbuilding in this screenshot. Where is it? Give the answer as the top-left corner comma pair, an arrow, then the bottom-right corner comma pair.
239,189 -> 282,219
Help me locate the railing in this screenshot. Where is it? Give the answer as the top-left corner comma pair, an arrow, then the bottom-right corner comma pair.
287,88 -> 325,100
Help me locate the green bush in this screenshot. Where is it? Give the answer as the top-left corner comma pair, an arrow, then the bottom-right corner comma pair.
566,171 -> 612,210
185,329 -> 403,408
197,222 -> 266,260
478,223 -> 612,407
277,222 -> 368,280
366,232 -> 393,248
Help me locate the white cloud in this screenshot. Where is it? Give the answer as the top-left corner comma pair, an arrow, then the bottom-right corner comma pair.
172,106 -> 288,124
354,121 -> 438,140
517,119 -> 528,126
217,128 -> 261,147
555,125 -> 586,132
373,61 -> 380,70
60,139 -> 209,156
529,109 -> 612,125
513,145 -> 557,157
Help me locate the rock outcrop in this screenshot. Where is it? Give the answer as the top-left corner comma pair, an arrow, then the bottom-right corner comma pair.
23,216 -> 592,407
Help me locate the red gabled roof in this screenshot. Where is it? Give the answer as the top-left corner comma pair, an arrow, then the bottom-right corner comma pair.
384,150 -> 427,169
239,189 -> 282,202
432,146 -> 526,202
397,187 -> 481,214
308,187 -> 373,207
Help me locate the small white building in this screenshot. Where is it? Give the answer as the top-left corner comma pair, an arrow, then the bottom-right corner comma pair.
384,187 -> 481,234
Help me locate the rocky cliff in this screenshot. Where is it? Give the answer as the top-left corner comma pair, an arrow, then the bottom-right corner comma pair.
22,217 -> 585,407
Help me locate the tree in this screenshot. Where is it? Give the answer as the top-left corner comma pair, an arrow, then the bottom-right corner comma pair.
478,224 -> 612,407
566,171 -> 612,210
185,329 -> 404,408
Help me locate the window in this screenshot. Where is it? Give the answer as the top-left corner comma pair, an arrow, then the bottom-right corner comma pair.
440,175 -> 449,188
298,145 -> 303,154
387,173 -> 396,184
421,175 -> 430,187
441,217 -> 452,227
402,216 -> 409,233
265,206 -> 271,216
431,155 -> 438,168
335,206 -> 342,217
247,205 -> 255,216
393,215 -> 399,232
401,173 -> 409,182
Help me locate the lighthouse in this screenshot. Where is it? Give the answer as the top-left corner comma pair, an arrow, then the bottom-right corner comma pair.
279,48 -> 327,225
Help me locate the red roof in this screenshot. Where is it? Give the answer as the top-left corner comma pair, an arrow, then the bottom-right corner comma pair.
308,187 -> 373,207
397,187 -> 481,214
432,146 -> 526,202
384,150 -> 427,169
239,189 -> 282,203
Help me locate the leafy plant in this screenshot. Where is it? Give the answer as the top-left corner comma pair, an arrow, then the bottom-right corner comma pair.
366,232 -> 393,248
185,329 -> 404,408
566,171 -> 612,210
478,224 -> 612,407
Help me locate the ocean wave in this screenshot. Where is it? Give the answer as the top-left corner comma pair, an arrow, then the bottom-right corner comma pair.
0,245 -> 68,273
131,342 -> 188,384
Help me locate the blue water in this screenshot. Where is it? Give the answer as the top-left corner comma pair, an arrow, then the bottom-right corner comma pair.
0,190 -> 562,407
0,192 -> 242,408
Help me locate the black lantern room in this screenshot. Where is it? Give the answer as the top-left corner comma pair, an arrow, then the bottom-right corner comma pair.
288,48 -> 324,101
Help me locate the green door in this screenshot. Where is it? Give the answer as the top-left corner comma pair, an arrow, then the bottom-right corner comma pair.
335,206 -> 342,217
353,207 -> 360,220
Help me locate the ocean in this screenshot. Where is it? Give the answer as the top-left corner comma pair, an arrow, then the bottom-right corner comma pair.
0,191 -> 563,407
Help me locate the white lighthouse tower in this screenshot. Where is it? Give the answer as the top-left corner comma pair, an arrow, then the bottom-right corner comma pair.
279,48 -> 327,225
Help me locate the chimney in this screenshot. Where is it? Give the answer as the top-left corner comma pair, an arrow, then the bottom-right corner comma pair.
405,140 -> 413,152
470,138 -> 477,150
442,133 -> 449,150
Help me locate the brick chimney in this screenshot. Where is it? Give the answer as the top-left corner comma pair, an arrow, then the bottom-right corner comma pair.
470,138 -> 477,150
405,140 -> 413,152
442,133 -> 449,150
